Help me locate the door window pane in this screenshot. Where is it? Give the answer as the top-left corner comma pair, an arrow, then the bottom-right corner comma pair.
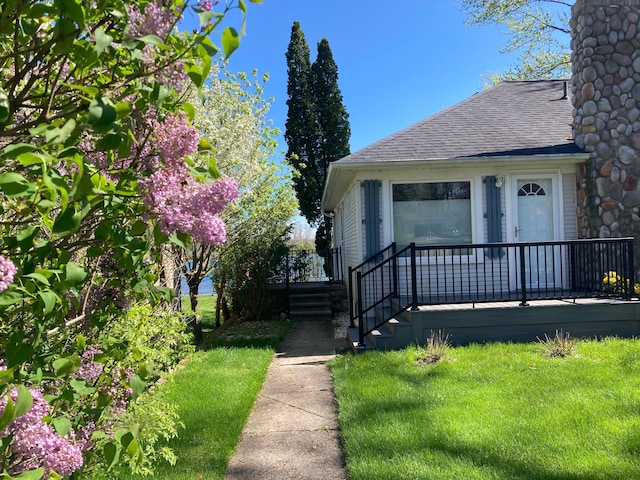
392,182 -> 472,246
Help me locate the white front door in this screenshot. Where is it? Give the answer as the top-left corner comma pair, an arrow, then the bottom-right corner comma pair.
513,177 -> 557,288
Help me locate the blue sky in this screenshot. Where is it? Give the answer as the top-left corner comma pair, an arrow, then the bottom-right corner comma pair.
185,0 -> 525,155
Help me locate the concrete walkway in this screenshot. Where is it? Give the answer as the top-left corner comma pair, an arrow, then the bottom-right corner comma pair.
225,320 -> 348,480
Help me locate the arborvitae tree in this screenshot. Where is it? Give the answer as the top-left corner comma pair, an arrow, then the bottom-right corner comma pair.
311,38 -> 351,255
285,24 -> 351,256
285,22 -> 321,227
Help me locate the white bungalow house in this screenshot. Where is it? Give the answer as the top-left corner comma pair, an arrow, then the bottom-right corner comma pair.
320,0 -> 640,349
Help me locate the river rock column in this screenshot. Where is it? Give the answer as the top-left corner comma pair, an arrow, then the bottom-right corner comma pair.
571,0 -> 640,270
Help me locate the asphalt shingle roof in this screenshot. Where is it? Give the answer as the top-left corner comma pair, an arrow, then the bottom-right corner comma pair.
336,80 -> 583,165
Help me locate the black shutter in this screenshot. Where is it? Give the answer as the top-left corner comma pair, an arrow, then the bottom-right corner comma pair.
485,176 -> 504,258
363,180 -> 381,259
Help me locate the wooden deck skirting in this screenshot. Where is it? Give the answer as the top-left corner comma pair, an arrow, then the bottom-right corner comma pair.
352,297 -> 640,350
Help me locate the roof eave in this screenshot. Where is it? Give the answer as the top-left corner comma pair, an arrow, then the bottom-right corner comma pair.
321,152 -> 589,211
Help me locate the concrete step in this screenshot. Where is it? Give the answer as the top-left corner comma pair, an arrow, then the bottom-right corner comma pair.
289,292 -> 331,321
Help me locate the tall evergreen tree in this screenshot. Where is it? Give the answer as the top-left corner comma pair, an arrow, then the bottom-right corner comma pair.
285,24 -> 351,256
311,38 -> 351,255
285,22 -> 320,227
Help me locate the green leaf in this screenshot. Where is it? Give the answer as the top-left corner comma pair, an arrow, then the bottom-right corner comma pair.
5,339 -> 33,367
62,83 -> 99,98
222,27 -> 240,59
198,36 -> 218,57
0,395 -> 15,432
14,385 -> 33,418
250,0 -> 263,3
13,468 -> 46,480
196,10 -> 223,28
0,368 -> 13,387
184,63 -> 204,88
38,289 -> 58,315
198,137 -> 213,152
88,97 -> 117,131
3,143 -> 37,158
95,27 -> 113,56
65,262 -> 88,284
238,0 -> 247,13
53,357 -> 74,376
208,157 -> 220,178
16,226 -> 39,251
95,132 -> 122,151
17,151 -> 48,166
0,89 -> 9,123
104,441 -> 119,468
61,0 -> 86,28
24,272 -> 51,286
0,172 -> 35,197
52,204 -> 88,237
115,101 -> 132,118
0,290 -> 23,305
126,438 -> 139,457
138,34 -> 165,46
77,334 -> 86,350
182,102 -> 195,121
129,375 -> 146,399
70,378 -> 95,395
53,417 -> 72,436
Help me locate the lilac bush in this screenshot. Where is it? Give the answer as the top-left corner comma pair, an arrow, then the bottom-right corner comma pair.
0,0 -> 259,476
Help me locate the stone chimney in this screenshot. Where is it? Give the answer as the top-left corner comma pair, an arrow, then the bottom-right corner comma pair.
571,0 -> 640,268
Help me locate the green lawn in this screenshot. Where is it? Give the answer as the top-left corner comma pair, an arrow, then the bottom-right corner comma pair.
121,317 -> 290,480
330,337 -> 640,480
181,294 -> 217,330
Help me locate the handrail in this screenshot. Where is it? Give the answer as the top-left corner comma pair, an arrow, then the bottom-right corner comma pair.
352,238 -> 636,347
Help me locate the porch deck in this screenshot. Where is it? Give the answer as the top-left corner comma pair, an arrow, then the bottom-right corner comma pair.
349,296 -> 640,350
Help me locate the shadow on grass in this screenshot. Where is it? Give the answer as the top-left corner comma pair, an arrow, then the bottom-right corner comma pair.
199,319 -> 291,351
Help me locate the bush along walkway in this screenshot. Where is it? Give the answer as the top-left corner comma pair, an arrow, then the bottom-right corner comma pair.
225,320 -> 347,480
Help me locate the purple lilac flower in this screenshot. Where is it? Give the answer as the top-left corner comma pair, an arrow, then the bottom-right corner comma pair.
127,2 -> 175,39
0,255 -> 17,292
0,387 -> 83,477
153,111 -> 200,167
75,345 -> 104,383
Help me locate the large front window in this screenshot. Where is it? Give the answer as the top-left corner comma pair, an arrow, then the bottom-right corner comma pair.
392,181 -> 472,246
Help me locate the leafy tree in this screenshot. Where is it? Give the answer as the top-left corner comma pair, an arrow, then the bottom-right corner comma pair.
285,23 -> 350,256
182,66 -> 297,325
0,0 -> 258,476
461,0 -> 571,82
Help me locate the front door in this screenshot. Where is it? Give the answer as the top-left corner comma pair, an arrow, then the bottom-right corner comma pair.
513,177 -> 557,288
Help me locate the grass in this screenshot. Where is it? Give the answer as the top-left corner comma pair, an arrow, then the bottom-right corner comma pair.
181,294 -> 217,331
122,312 -> 290,480
330,337 -> 640,480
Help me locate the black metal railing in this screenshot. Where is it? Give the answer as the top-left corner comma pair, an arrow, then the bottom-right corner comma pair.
351,238 -> 636,347
272,246 -> 344,285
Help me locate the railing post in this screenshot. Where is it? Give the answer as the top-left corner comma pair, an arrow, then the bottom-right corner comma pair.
285,249 -> 291,316
519,244 -> 528,306
628,239 -> 635,300
410,242 -> 419,311
391,242 -> 398,297
348,266 -> 355,328
357,271 -> 365,347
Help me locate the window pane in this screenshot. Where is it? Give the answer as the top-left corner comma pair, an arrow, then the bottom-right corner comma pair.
393,182 -> 472,246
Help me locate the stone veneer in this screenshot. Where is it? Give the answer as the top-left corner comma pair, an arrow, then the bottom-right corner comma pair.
571,0 -> 640,269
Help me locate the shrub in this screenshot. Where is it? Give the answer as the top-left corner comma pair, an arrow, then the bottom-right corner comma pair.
102,303 -> 195,381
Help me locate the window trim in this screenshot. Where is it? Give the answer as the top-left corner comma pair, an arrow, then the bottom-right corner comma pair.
389,178 -> 483,264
